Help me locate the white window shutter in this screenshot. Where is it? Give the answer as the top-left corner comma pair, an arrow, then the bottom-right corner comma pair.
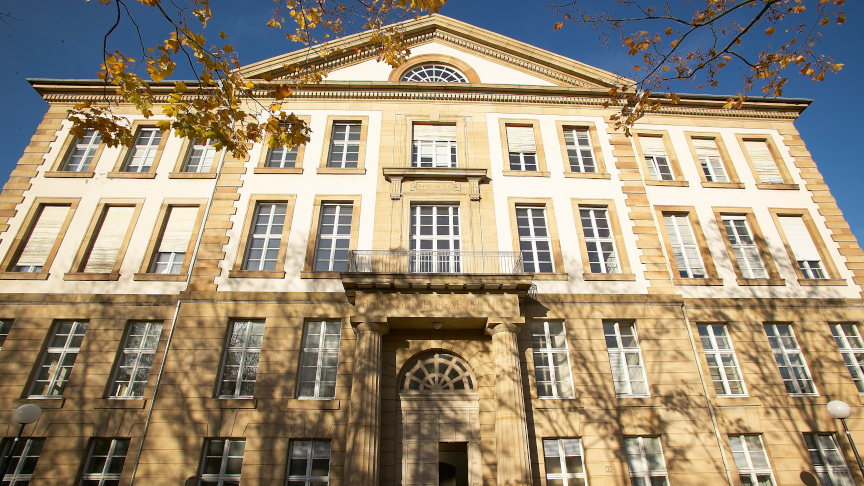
692,138 -> 720,157
639,136 -> 666,155
413,124 -> 457,142
505,125 -> 537,153
779,216 -> 821,261
158,207 -> 198,253
83,206 -> 135,273
16,206 -> 70,267
744,140 -> 784,183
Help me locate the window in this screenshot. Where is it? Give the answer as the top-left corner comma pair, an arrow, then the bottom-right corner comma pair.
639,136 -> 674,181
30,320 -> 88,397
517,207 -> 553,273
199,439 -> 245,485
242,203 -> 287,271
506,125 -> 538,171
266,145 -> 300,168
764,324 -> 816,395
122,128 -> 162,172
562,126 -> 595,173
412,124 -> 457,168
409,205 -> 461,273
742,139 -> 784,184
109,321 -> 163,398
298,320 -> 341,399
287,440 -> 331,485
693,138 -> 729,182
729,435 -> 776,486
61,129 -> 101,172
531,321 -> 574,398
182,139 -> 218,173
0,319 -> 12,349
219,321 -> 265,398
313,204 -> 353,272
830,323 -> 864,394
542,438 -> 586,486
10,204 -> 72,273
804,434 -> 855,486
399,353 -> 474,391
327,122 -> 361,168
698,325 -> 746,396
777,216 -> 826,279
580,208 -> 620,274
150,206 -> 199,274
76,205 -> 137,274
722,216 -> 768,279
663,214 -> 706,278
604,322 -> 648,397
624,437 -> 668,486
0,438 -> 45,485
400,63 -> 468,83
80,438 -> 130,486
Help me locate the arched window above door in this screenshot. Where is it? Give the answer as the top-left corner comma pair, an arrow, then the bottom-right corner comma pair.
399,353 -> 475,391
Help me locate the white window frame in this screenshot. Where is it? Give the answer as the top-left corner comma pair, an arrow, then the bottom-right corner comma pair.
625,436 -> 668,485
509,152 -> 538,171
604,321 -> 649,397
400,64 -> 468,83
580,208 -> 620,274
563,126 -> 596,173
722,216 -> 768,279
729,435 -> 776,486
199,438 -> 245,485
542,438 -> 586,485
80,438 -> 130,486
646,155 -> 673,181
409,205 -> 461,273
663,213 -> 706,278
122,128 -> 162,173
218,321 -> 265,398
61,129 -> 101,172
1,438 -> 44,485
700,155 -> 729,182
412,139 -> 457,168
242,202 -> 287,271
151,251 -> 185,274
764,324 -> 817,396
327,122 -> 361,168
804,434 -> 855,486
697,324 -> 746,396
182,139 -> 217,173
109,321 -> 163,398
313,204 -> 353,272
516,206 -> 554,273
531,321 -> 574,398
830,323 -> 864,395
29,320 -> 88,397
286,439 -> 332,485
266,145 -> 299,168
0,319 -> 13,350
297,320 -> 342,399
799,260 -> 827,279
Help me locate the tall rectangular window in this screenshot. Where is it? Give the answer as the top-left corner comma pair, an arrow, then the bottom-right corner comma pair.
640,136 -> 673,181
266,145 -> 299,168
12,205 -> 71,273
0,319 -> 13,350
778,216 -> 826,279
542,438 -> 585,485
109,321 -> 163,398
287,440 -> 331,485
199,439 -> 245,485
219,321 -> 265,398
722,216 -> 767,279
298,320 -> 341,399
30,320 -> 88,397
580,208 -> 620,274
531,321 -> 574,398
804,434 -> 855,486
506,125 -> 538,171
182,139 -> 217,173
122,128 -> 162,172
413,124 -> 457,168
743,139 -> 784,184
81,206 -> 136,274
764,324 -> 816,395
313,204 -> 353,272
697,325 -> 746,396
61,129 -> 101,172
830,323 -> 864,394
150,206 -> 198,274
410,205 -> 461,273
242,203 -> 287,271
693,138 -> 729,182
516,207 -> 553,273
0,438 -> 45,485
729,435 -> 776,486
624,437 -> 668,486
663,214 -> 706,278
327,122 -> 361,168
80,438 -> 130,485
562,126 -> 595,173
604,322 -> 648,397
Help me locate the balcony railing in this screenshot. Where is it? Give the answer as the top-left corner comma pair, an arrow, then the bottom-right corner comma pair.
348,250 -> 524,274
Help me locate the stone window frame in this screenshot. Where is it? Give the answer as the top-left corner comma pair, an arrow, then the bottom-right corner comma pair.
570,198 -> 635,281
168,138 -> 223,179
507,197 -> 567,280
632,130 -> 688,187
0,197 -> 80,280
735,133 -> 799,190
229,194 -> 297,279
388,54 -> 481,83
301,195 -> 362,279
713,207 -> 784,286
318,115 -> 369,175
108,121 -> 169,179
653,205 -> 722,286
134,199 -> 207,282
685,132 -> 745,189
45,127 -> 106,178
555,121 -> 610,179
499,119 -> 550,177
768,208 -> 845,286
64,198 -> 145,281
254,115 -> 311,174
107,320 -> 164,399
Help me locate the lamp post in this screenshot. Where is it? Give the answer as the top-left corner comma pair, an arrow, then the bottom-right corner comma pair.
826,400 -> 864,479
0,404 -> 42,481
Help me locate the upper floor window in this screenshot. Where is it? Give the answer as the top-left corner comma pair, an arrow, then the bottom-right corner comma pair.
327,122 -> 361,168
722,215 -> 767,279
199,439 -> 245,485
605,321 -> 648,397
109,321 -> 163,398
219,320 -> 265,398
298,320 -> 342,399
11,204 -> 72,273
562,127 -> 595,173
663,213 -> 706,279
412,124 -> 457,168
505,125 -> 538,171
122,128 -> 162,173
409,205 -> 461,273
729,435 -> 776,486
150,206 -> 199,275
764,324 -> 816,395
242,202 -> 287,271
516,206 -> 553,273
830,323 -> 864,394
400,64 -> 468,83
60,129 -> 101,172
777,215 -> 826,279
266,145 -> 300,168
531,320 -> 573,398
313,204 -> 353,272
181,139 -> 218,173
639,135 -> 674,181
580,208 -> 620,274
30,320 -> 88,397
625,437 -> 668,485
698,324 -> 746,396
693,138 -> 729,183
742,139 -> 784,184
78,205 -> 137,274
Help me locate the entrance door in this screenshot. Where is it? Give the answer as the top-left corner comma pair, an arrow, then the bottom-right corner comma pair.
438,442 -> 468,486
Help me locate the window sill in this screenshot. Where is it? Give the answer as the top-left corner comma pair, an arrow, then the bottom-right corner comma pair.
133,273 -> 188,282
287,399 -> 340,410
673,277 -> 724,286
300,271 -> 343,279
317,167 -> 366,175
228,270 -> 286,279
563,172 -> 611,179
205,398 -> 257,409
529,272 -> 569,281
254,167 -> 303,174
583,273 -> 637,281
736,278 -> 785,286
756,183 -> 799,191
645,180 -> 689,187
44,170 -> 94,178
64,272 -> 120,281
168,172 -> 217,179
502,170 -> 550,178
0,272 -> 49,280
12,398 -> 64,409
798,278 -> 847,286
701,181 -> 745,189
94,398 -> 147,409
107,171 -> 157,179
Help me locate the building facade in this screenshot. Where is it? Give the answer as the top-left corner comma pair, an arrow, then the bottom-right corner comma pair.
0,14 -> 863,486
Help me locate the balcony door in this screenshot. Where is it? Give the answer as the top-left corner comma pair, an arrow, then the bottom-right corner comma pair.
410,205 -> 461,273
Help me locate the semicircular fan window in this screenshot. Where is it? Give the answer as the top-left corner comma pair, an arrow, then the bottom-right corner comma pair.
399,353 -> 475,391
400,64 -> 468,83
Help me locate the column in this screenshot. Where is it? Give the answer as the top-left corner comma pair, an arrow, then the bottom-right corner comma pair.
345,320 -> 388,486
487,319 -> 533,485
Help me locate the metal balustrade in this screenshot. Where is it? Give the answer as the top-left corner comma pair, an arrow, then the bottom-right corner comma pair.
348,250 -> 524,274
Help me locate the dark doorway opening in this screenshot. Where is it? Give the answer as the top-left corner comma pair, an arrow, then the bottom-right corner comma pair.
438,442 -> 468,486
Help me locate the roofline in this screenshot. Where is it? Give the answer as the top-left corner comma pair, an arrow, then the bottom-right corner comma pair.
650,91 -> 813,105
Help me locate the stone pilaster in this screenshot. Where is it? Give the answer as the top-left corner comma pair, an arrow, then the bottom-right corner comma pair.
487,319 -> 532,485
345,320 -> 389,486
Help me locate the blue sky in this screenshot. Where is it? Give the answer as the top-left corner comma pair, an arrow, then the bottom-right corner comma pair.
0,0 -> 861,239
